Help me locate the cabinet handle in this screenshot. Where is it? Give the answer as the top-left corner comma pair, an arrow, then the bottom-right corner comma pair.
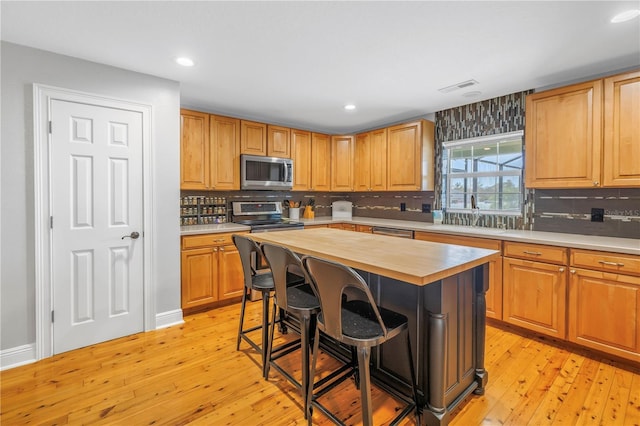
220,247 -> 224,252
523,250 -> 542,256
598,260 -> 624,267
593,181 -> 599,186
570,269 -> 576,274
559,267 -> 565,272
213,248 -> 218,252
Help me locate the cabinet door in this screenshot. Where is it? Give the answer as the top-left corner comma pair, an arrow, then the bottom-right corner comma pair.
370,128 -> 388,191
180,109 -> 210,189
354,132 -> 371,191
267,125 -> 291,158
525,80 -> 603,188
291,129 -> 312,191
569,268 -> 640,362
331,135 -> 354,191
503,257 -> 567,338
387,121 -> 423,191
181,247 -> 218,309
210,115 -> 240,190
414,232 -> 503,320
240,120 -> 267,155
218,244 -> 245,300
603,70 -> 640,187
311,133 -> 331,191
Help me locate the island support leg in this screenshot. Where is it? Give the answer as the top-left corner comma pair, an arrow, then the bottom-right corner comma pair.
424,312 -> 448,426
473,264 -> 489,395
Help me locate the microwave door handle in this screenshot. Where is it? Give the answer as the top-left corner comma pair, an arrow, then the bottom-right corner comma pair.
284,163 -> 290,183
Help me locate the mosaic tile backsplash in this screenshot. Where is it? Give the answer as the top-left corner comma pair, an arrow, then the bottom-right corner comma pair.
532,188 -> 640,239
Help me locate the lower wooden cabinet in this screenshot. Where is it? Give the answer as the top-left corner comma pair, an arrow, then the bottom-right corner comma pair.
503,257 -> 567,339
414,232 -> 503,320
181,232 -> 247,310
356,225 -> 373,233
568,268 -> 640,362
567,249 -> 640,363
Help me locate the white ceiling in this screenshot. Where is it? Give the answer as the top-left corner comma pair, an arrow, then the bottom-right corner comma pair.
2,1 -> 639,134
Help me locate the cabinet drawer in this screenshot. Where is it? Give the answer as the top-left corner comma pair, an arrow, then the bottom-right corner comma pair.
182,232 -> 246,249
503,241 -> 567,265
571,249 -> 640,276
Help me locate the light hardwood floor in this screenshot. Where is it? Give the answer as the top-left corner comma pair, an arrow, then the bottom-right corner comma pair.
2,300 -> 639,425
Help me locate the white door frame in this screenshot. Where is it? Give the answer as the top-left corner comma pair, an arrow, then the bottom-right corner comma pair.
33,84 -> 155,360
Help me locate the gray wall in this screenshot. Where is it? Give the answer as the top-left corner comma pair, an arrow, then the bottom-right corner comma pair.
1,42 -> 181,350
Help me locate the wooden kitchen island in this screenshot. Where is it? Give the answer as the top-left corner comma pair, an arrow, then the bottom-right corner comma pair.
249,228 -> 500,426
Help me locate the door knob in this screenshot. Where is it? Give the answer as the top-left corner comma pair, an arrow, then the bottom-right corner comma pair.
121,231 -> 140,240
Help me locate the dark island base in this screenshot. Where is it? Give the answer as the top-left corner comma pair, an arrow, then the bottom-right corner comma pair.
291,263 -> 489,425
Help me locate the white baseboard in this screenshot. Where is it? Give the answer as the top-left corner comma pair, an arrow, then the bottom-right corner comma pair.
1,311 -> 183,371
1,343 -> 36,371
155,309 -> 184,329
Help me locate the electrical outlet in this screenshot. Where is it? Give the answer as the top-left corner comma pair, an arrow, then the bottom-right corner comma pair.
422,203 -> 431,213
400,202 -> 406,212
591,207 -> 604,222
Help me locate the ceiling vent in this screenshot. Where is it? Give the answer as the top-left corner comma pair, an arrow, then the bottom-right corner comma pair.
438,79 -> 480,93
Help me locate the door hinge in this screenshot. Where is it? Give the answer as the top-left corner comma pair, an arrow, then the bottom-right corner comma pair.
51,311 -> 54,323
50,216 -> 53,229
48,121 -> 52,134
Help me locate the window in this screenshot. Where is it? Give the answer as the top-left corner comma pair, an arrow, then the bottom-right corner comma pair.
442,131 -> 524,214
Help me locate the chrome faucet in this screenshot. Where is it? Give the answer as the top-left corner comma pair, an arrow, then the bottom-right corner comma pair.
471,195 -> 480,227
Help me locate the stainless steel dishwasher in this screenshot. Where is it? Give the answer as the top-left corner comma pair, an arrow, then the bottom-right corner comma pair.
371,227 -> 414,238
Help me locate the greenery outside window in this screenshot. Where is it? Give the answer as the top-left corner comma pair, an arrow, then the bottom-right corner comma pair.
442,131 -> 524,214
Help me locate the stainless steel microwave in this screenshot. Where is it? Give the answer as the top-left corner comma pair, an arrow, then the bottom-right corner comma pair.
241,154 -> 293,190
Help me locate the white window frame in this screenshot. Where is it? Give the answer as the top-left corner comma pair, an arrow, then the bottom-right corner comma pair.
442,130 -> 524,215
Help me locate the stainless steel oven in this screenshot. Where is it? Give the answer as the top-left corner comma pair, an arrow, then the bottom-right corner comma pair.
232,201 -> 304,273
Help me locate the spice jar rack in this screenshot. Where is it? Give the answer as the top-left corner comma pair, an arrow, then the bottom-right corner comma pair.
180,196 -> 227,226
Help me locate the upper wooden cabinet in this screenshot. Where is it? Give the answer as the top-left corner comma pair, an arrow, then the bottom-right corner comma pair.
240,120 -> 267,156
210,115 -> 240,190
291,129 -> 312,190
603,70 -> 640,187
267,125 -> 291,158
355,128 -> 387,191
525,70 -> 639,188
180,109 -> 210,190
291,130 -> 332,192
387,120 -> 435,191
181,110 -> 240,190
331,135 -> 354,191
240,121 -> 291,158
311,133 -> 332,191
525,80 -> 602,188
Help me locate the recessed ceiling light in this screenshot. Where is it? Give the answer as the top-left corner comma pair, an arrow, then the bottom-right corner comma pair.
462,91 -> 482,98
344,104 -> 356,111
175,57 -> 195,67
611,9 -> 640,23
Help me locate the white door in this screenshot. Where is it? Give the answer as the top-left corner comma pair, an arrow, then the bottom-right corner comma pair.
50,99 -> 144,354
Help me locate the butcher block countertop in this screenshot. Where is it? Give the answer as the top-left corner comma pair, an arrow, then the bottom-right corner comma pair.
249,228 -> 499,286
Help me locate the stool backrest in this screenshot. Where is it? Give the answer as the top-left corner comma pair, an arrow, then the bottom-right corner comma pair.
261,243 -> 305,309
302,255 -> 387,341
232,234 -> 262,290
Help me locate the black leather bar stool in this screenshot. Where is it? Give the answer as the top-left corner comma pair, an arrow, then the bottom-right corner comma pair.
261,243 -> 320,418
302,255 -> 420,426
